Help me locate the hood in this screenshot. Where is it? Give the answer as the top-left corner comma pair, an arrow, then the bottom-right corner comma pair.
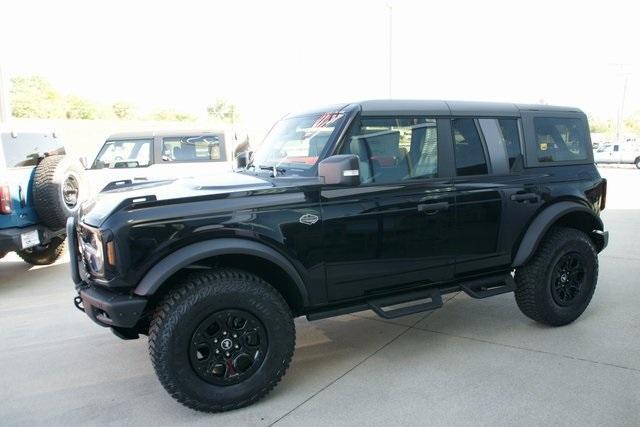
81,172 -> 273,226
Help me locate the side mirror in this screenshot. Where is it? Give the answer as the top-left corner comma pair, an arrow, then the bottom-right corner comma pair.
236,151 -> 251,169
318,155 -> 360,186
79,156 -> 88,169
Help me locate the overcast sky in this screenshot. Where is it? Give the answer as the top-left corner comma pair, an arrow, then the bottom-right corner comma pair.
1,0 -> 638,130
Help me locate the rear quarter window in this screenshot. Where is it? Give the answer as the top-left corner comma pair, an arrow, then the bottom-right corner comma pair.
533,117 -> 590,163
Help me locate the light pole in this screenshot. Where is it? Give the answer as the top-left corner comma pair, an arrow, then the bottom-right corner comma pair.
615,72 -> 629,144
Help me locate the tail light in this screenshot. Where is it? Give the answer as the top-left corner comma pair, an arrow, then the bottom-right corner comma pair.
600,179 -> 607,211
0,185 -> 11,214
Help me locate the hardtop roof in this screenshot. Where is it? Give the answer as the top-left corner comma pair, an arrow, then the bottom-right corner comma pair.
106,129 -> 226,141
288,100 -> 584,117
353,99 -> 583,116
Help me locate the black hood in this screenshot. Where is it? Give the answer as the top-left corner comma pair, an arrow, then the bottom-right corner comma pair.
80,172 -> 275,227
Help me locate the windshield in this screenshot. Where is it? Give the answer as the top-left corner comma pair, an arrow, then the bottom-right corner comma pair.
1,133 -> 65,168
92,138 -> 152,169
251,112 -> 346,175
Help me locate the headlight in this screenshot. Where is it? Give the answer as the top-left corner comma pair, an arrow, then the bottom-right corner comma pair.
78,224 -> 105,276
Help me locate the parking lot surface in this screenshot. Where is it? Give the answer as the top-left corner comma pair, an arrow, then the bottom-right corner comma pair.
1,167 -> 639,426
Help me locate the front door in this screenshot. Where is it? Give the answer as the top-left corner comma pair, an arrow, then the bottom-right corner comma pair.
321,116 -> 456,301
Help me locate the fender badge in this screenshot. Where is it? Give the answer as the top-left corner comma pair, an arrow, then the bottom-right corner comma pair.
299,213 -> 319,225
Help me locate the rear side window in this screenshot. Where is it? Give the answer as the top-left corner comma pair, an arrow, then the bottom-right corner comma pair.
534,117 -> 589,163
498,119 -> 522,169
452,118 -> 488,176
162,135 -> 224,162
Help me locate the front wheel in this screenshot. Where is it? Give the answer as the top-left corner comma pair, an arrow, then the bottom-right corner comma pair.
635,157 -> 640,169
148,269 -> 295,412
17,236 -> 66,265
515,227 -> 598,326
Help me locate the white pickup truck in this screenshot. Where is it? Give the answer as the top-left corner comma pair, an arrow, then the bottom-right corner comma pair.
84,129 -> 239,195
594,141 -> 640,169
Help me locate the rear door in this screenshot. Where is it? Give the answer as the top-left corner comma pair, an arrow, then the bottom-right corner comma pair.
450,118 -> 508,275
321,115 -> 456,301
467,117 -> 543,275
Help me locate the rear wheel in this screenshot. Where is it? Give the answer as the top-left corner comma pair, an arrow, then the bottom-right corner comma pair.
635,157 -> 640,169
148,269 -> 295,412
515,227 -> 598,326
17,236 -> 66,265
0,251 -> 6,260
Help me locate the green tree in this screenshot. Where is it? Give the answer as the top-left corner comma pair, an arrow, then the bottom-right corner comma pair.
150,109 -> 196,122
10,75 -> 64,118
207,99 -> 239,124
64,95 -> 98,119
624,111 -> 640,134
588,115 -> 613,134
112,101 -> 136,119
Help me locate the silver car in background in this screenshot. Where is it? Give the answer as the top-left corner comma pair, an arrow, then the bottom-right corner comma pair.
84,129 -> 239,194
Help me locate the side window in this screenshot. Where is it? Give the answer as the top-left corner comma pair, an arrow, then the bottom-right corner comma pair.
497,119 -> 522,169
93,139 -> 152,169
534,117 -> 589,163
339,117 -> 438,184
452,118 -> 488,176
162,135 -> 223,162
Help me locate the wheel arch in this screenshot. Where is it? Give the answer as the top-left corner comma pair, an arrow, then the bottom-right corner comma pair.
512,201 -> 605,267
134,238 -> 310,313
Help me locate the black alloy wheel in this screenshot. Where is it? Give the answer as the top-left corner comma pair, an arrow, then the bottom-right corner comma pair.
189,309 -> 268,386
550,252 -> 586,306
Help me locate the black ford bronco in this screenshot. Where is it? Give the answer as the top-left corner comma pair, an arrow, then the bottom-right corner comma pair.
69,100 -> 608,412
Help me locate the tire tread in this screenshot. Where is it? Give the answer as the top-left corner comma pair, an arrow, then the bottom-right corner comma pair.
148,268 -> 295,413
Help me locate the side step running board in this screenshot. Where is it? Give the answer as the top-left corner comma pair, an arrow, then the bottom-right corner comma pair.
306,273 -> 515,322
460,274 -> 515,299
367,288 -> 443,319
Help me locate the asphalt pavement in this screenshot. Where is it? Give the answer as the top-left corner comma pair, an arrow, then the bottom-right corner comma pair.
1,167 -> 639,426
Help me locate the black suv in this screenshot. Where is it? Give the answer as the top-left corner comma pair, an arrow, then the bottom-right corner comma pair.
69,100 -> 608,412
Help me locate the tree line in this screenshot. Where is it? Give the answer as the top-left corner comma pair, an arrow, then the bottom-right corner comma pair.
9,75 -> 239,123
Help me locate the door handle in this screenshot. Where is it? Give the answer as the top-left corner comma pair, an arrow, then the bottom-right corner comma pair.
417,201 -> 449,214
510,193 -> 539,203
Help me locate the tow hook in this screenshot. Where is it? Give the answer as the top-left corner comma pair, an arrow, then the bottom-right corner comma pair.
74,295 -> 85,312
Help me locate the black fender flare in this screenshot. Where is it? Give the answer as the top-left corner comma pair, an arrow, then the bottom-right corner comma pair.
512,201 -> 604,267
133,238 -> 309,305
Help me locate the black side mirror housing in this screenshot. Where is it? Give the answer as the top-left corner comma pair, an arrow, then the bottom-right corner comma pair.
318,154 -> 360,186
236,151 -> 251,169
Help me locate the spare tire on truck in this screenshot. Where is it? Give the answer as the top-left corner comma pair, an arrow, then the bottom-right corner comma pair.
33,155 -> 85,230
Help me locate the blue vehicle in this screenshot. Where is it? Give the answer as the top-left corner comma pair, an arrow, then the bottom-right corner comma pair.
0,130 -> 84,265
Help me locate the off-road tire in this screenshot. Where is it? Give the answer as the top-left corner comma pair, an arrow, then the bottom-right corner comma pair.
16,236 -> 66,265
515,227 -> 598,326
148,269 -> 295,412
33,155 -> 85,230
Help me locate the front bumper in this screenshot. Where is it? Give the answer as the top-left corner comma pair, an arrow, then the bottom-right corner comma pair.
76,284 -> 147,329
68,217 -> 147,330
0,224 -> 64,253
